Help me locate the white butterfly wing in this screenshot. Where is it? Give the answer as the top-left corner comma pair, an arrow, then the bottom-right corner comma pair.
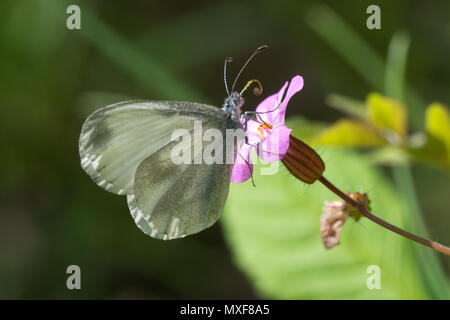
127,138 -> 234,240
79,100 -> 228,195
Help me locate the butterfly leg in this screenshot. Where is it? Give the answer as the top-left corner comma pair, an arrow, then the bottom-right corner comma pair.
243,110 -> 271,130
238,151 -> 256,187
242,111 -> 282,157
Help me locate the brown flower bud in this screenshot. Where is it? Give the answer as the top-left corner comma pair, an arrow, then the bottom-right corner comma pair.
281,135 -> 325,184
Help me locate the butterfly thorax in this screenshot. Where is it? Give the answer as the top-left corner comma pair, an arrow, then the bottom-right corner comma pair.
222,92 -> 244,122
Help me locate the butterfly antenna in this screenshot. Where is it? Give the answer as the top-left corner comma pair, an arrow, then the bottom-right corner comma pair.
240,79 -> 263,96
224,57 -> 232,96
231,45 -> 268,93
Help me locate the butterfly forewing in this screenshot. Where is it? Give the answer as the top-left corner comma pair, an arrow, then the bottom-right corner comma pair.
79,100 -> 229,195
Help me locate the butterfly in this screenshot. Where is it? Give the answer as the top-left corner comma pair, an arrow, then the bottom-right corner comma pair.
79,46 -> 267,240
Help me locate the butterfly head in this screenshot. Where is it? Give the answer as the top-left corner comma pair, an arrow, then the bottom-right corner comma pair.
222,91 -> 244,119
222,45 -> 267,120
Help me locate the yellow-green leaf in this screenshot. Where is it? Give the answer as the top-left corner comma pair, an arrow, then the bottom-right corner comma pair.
425,102 -> 450,159
367,93 -> 407,139
317,119 -> 385,147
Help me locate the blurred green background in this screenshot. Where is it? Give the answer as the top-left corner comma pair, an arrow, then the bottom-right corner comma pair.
0,0 -> 449,299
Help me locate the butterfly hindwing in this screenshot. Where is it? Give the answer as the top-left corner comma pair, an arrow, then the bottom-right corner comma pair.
127,137 -> 234,240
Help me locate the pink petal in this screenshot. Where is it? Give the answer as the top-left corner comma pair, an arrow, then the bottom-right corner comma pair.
257,125 -> 292,162
272,75 -> 304,125
255,81 -> 288,124
231,143 -> 254,183
243,118 -> 261,145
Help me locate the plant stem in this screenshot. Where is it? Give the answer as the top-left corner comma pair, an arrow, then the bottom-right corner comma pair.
318,176 -> 450,257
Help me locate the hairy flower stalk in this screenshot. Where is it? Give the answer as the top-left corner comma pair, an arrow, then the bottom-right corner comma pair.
282,134 -> 450,256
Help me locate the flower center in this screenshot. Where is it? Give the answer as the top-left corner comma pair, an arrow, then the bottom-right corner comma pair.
257,122 -> 273,140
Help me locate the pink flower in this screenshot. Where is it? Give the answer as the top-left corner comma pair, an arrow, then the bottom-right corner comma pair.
231,75 -> 304,183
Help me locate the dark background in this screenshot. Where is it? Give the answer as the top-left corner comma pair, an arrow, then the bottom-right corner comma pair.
0,0 -> 449,299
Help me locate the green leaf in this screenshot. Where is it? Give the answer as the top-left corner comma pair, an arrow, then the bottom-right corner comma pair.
325,94 -> 366,120
285,116 -> 326,145
222,148 -> 436,299
367,93 -> 407,139
366,147 -> 411,166
317,119 -> 385,147
304,4 -> 385,91
392,167 -> 450,299
425,103 -> 450,160
408,103 -> 450,170
385,31 -> 410,101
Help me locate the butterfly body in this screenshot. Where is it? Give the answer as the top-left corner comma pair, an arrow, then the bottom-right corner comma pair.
222,91 -> 244,122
